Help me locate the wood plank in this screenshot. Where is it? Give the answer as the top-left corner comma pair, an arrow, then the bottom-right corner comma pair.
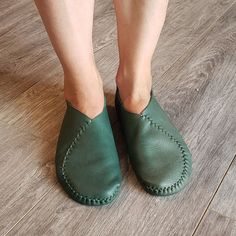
194,157 -> 236,235
0,0 -> 60,107
152,8 -> 236,131
194,210 -> 236,236
92,0 -> 236,96
99,0 -> 236,87
0,121 -> 56,235
210,157 -> 236,220
151,0 -> 236,76
5,2 -> 236,236
0,78 -> 65,143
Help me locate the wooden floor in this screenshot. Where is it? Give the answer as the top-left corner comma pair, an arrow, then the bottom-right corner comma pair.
0,0 -> 236,235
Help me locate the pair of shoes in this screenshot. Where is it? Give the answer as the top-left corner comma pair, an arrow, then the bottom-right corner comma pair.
55,89 -> 192,206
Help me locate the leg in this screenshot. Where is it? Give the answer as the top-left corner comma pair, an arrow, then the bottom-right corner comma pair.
113,0 -> 169,113
34,0 -> 104,118
35,1 -> 122,206
114,1 -> 192,197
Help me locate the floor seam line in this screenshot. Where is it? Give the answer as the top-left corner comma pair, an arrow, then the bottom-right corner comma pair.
191,155 -> 236,236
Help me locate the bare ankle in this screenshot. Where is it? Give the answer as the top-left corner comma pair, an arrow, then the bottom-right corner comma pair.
63,71 -> 104,119
116,66 -> 152,113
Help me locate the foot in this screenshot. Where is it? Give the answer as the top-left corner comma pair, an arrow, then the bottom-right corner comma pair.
64,68 -> 104,119
56,97 -> 122,206
115,89 -> 192,196
116,67 -> 152,114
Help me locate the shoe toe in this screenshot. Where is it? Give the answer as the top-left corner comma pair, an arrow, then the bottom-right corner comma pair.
136,133 -> 192,196
57,161 -> 121,206
129,122 -> 191,196
142,154 -> 192,196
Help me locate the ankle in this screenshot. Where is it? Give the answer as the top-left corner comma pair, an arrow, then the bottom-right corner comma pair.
116,65 -> 152,95
116,65 -> 152,113
63,70 -> 104,119
64,89 -> 104,119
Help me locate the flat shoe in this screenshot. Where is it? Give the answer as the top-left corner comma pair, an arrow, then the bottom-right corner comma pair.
56,99 -> 122,206
115,89 -> 192,196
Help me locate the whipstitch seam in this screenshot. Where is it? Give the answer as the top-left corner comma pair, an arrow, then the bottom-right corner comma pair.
61,120 -> 119,204
140,114 -> 191,194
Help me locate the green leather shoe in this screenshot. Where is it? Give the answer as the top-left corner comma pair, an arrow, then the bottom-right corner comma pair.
115,89 -> 192,196
55,99 -> 122,206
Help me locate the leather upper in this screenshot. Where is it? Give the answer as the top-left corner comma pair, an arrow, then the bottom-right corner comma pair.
56,100 -> 122,206
115,89 -> 192,196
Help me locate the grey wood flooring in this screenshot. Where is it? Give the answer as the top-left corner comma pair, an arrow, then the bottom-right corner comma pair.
0,0 -> 236,235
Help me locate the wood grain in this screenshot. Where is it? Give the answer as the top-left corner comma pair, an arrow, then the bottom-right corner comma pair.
0,121 -> 56,235
194,210 -> 236,236
210,157 -> 236,220
194,157 -> 236,235
0,0 -> 236,235
2,1 -> 236,236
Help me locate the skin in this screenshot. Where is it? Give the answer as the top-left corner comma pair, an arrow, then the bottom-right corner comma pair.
113,0 -> 169,113
34,0 -> 169,118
